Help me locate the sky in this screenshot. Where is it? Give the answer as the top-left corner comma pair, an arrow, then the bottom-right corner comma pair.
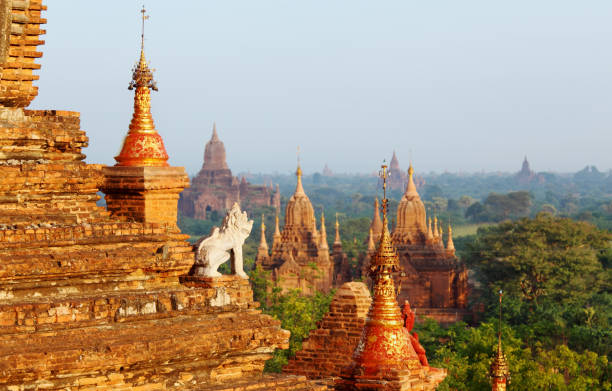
32,1 -> 612,176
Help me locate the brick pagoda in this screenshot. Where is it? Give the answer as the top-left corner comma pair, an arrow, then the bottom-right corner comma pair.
178,124 -> 281,219
364,163 -> 469,323
255,163 -> 348,295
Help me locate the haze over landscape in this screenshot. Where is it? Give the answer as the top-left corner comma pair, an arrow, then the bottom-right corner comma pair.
33,1 -> 612,175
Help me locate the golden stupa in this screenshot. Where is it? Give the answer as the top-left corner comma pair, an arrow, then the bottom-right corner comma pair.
115,7 -> 169,167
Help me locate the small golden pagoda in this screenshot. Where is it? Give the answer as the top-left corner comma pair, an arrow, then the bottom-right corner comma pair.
101,7 -> 188,227
114,7 -> 168,167
337,163 -> 445,390
491,290 -> 511,391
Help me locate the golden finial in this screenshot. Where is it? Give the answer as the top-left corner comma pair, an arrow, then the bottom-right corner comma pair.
490,290 -> 510,390
115,6 -> 168,167
129,6 -> 157,92
427,217 -> 433,240
408,163 -> 414,178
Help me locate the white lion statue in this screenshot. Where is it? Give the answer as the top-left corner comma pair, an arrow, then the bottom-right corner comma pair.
192,203 -> 254,278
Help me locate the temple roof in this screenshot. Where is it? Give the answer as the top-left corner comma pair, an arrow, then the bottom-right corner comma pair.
284,164 -> 316,230
393,163 -> 428,244
202,123 -> 230,171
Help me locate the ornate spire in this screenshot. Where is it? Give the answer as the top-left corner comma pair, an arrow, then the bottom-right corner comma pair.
447,222 -> 455,253
404,163 -> 419,198
334,213 -> 342,246
427,217 -> 433,240
439,225 -> 444,248
367,228 -> 375,251
433,216 -> 439,238
272,213 -> 281,247
295,163 -> 305,196
370,197 -> 383,238
343,162 -> 420,377
115,7 -> 169,167
320,211 -> 329,250
258,214 -> 268,251
491,290 -> 510,390
211,122 -> 219,140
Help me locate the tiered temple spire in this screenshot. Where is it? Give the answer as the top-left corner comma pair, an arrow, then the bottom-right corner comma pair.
334,213 -> 342,246
258,214 -> 268,251
338,162 -> 421,387
447,222 -> 455,252
491,290 -> 510,390
320,211 -> 329,250
115,6 -> 168,167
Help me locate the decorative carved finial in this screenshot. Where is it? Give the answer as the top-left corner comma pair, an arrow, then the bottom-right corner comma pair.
115,7 -> 168,167
490,290 -> 510,390
129,6 -> 157,92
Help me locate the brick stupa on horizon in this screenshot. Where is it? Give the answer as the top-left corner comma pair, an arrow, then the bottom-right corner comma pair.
178,124 -> 281,219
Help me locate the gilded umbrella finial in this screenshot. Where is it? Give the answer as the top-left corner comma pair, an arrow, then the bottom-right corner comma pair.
115,6 -> 169,167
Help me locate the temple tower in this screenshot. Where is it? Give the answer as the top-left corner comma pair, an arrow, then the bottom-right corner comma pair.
337,163 -> 446,390
491,291 -> 511,391
257,161 -> 341,294
178,124 -> 274,219
101,9 -> 188,227
363,162 -> 470,324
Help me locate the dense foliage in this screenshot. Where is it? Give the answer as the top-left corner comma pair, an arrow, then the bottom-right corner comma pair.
411,214 -> 612,389
415,319 -> 611,391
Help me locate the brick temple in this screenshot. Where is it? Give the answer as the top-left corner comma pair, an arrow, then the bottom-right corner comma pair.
178,124 -> 281,219
286,164 -> 446,390
0,4 -> 325,390
364,164 -> 469,323
255,164 -> 349,295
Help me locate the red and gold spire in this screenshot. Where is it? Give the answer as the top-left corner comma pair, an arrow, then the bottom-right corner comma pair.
115,7 -> 169,167
491,290 -> 510,391
342,162 -> 420,377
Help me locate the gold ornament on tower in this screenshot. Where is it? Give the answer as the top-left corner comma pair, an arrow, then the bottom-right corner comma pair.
115,6 -> 169,167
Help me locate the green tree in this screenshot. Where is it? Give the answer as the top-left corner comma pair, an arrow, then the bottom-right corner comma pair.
463,214 -> 612,356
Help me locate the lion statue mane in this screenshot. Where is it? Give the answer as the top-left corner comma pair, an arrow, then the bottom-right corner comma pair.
192,203 -> 254,278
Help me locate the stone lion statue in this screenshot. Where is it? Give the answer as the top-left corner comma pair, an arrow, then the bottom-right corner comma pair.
192,203 -> 253,278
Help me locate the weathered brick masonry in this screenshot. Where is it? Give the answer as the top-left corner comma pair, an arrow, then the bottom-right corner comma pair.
0,3 -> 325,389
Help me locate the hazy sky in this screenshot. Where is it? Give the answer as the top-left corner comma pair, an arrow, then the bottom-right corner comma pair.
32,1 -> 612,176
